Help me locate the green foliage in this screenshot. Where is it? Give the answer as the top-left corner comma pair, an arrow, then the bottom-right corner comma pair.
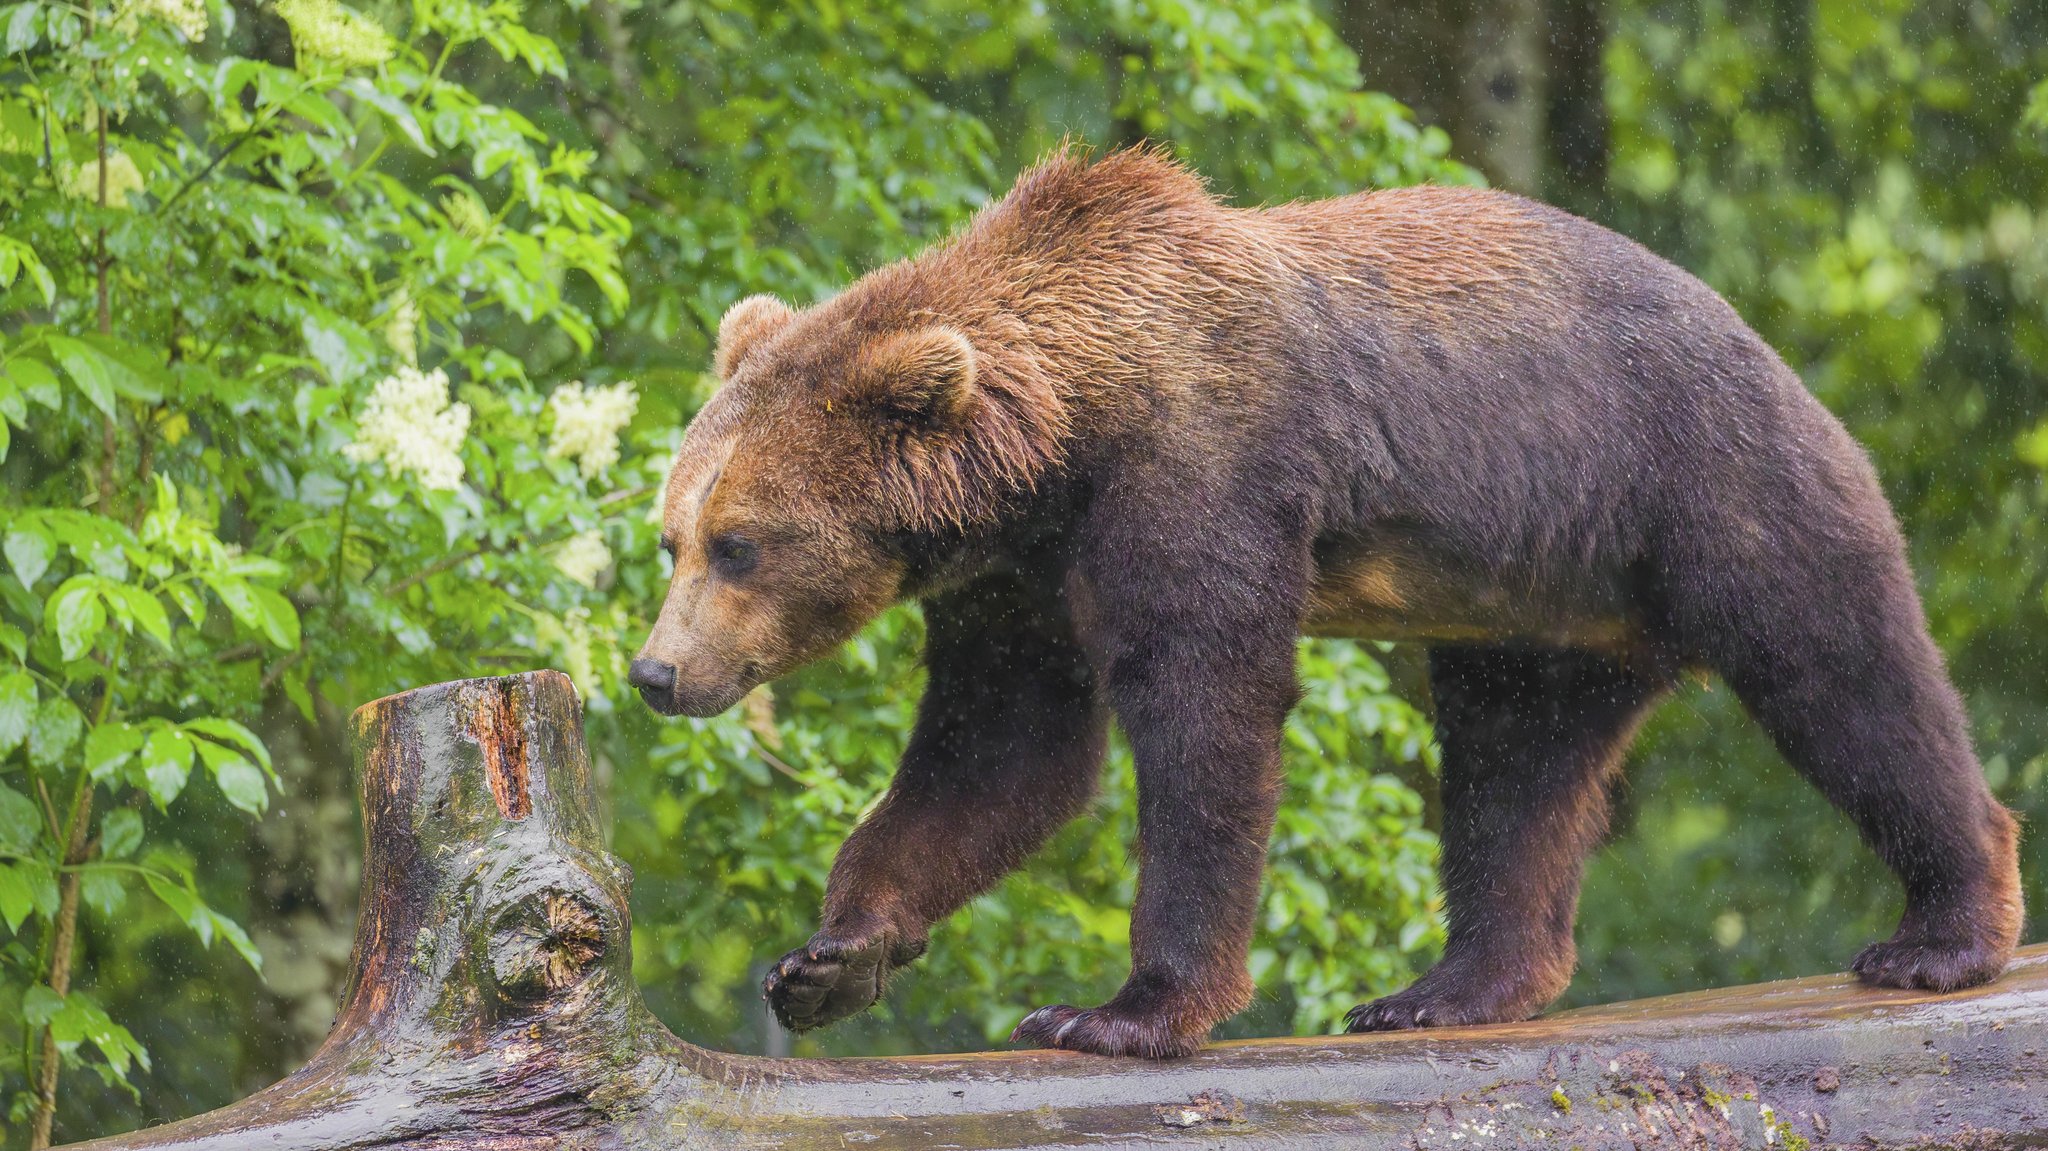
4,0 -> 2034,1143
0,0 -> 638,1137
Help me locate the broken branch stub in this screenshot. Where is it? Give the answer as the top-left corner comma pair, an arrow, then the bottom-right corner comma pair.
63,671 -> 2048,1149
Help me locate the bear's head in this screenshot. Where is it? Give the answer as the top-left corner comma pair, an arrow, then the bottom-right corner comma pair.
629,290 -> 1065,717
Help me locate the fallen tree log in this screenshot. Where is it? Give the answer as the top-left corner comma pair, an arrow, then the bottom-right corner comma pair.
65,670 -> 2047,1150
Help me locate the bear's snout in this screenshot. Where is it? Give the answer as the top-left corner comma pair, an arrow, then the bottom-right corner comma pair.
629,655 -> 755,717
628,658 -> 681,714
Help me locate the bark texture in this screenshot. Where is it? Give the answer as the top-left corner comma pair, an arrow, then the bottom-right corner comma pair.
64,671 -> 2048,1150
1334,0 -> 1550,192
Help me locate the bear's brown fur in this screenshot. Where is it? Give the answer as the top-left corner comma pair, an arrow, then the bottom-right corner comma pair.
630,147 -> 2023,1059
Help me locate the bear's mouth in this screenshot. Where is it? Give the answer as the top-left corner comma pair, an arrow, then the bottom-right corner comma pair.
634,662 -> 760,719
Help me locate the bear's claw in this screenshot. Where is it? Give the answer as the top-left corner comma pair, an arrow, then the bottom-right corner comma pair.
1851,929 -> 2008,993
1344,992 -> 1456,1032
1344,965 -> 1544,1033
762,928 -> 925,1033
1010,1002 -> 1203,1059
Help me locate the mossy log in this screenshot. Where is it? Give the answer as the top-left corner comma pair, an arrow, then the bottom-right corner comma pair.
63,671 -> 2048,1150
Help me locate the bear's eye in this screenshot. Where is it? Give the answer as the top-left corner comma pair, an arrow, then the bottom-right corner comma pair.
708,533 -> 758,578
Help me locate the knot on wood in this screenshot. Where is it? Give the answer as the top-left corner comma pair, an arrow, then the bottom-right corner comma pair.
488,888 -> 609,1001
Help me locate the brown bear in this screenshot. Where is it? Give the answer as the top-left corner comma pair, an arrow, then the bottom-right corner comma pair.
628,147 -> 2022,1059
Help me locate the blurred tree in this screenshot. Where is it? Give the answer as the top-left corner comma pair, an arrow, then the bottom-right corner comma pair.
1331,0 -> 1553,192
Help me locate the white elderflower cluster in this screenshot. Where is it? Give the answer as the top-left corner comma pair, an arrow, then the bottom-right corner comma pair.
551,531 -> 612,588
383,287 -> 419,366
343,367 -> 470,491
274,0 -> 394,70
126,0 -> 206,39
61,152 -> 146,208
547,380 -> 638,479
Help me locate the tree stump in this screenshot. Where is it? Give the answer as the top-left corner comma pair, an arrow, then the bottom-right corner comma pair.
64,671 -> 2048,1149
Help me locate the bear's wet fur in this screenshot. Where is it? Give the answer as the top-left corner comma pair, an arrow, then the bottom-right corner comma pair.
634,147 -> 2023,1058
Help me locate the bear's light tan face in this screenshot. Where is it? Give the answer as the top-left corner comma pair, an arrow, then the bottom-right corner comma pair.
630,292 -> 1009,718
632,388 -> 907,717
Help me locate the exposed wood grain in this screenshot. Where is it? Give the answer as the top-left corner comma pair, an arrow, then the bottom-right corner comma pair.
63,671 -> 2048,1150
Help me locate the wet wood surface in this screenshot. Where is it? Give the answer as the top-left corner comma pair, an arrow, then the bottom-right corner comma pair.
64,671 -> 2048,1150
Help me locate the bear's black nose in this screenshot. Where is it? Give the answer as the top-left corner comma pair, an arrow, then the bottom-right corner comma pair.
628,658 -> 676,706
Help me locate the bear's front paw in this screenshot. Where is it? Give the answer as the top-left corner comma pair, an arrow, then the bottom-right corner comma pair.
1345,981 -> 1530,1033
762,928 -> 925,1034
1852,929 -> 2009,993
1009,1003 -> 1204,1059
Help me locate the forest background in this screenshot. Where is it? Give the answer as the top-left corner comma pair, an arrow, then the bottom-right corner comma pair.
0,0 -> 2043,1143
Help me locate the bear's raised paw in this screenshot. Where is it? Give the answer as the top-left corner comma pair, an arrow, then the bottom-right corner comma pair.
762,928 -> 925,1033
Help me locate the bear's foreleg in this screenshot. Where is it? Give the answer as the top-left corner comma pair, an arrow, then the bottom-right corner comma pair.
1347,645 -> 1668,1032
1012,503 -> 1307,1058
764,575 -> 1106,1034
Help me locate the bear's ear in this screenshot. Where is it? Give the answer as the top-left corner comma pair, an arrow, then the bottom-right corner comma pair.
841,326 -> 980,429
714,294 -> 797,378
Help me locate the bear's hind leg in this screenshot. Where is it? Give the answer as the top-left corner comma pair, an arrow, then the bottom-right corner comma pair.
1684,543 -> 2021,992
1347,645 -> 1667,1032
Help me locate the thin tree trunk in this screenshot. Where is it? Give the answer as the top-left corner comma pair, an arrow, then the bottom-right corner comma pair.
1543,0 -> 1610,212
60,671 -> 2048,1149
1332,0 -> 1549,193
1457,0 -> 1547,192
29,779 -> 92,1151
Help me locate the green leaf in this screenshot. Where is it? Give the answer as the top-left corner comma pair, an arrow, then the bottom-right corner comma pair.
3,357 -> 59,408
0,621 -> 23,662
99,808 -> 142,859
78,335 -> 163,403
249,585 -> 300,650
108,584 -> 172,649
27,694 -> 82,768
164,580 -> 205,626
45,990 -> 149,1076
0,235 -> 54,306
283,87 -> 354,141
21,983 -> 59,1026
201,574 -> 261,631
4,524 -> 51,590
141,871 -> 197,924
141,871 -> 261,973
27,856 -> 56,914
0,376 -> 25,426
181,717 -> 273,774
46,334 -> 118,419
298,312 -> 369,385
135,725 -> 193,808
344,78 -> 433,154
0,782 -> 43,854
193,738 -> 267,815
81,867 -> 125,916
46,574 -> 106,661
0,670 -> 34,756
207,908 -> 264,973
84,720 -> 146,781
0,865 -> 38,932
2,3 -> 39,55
